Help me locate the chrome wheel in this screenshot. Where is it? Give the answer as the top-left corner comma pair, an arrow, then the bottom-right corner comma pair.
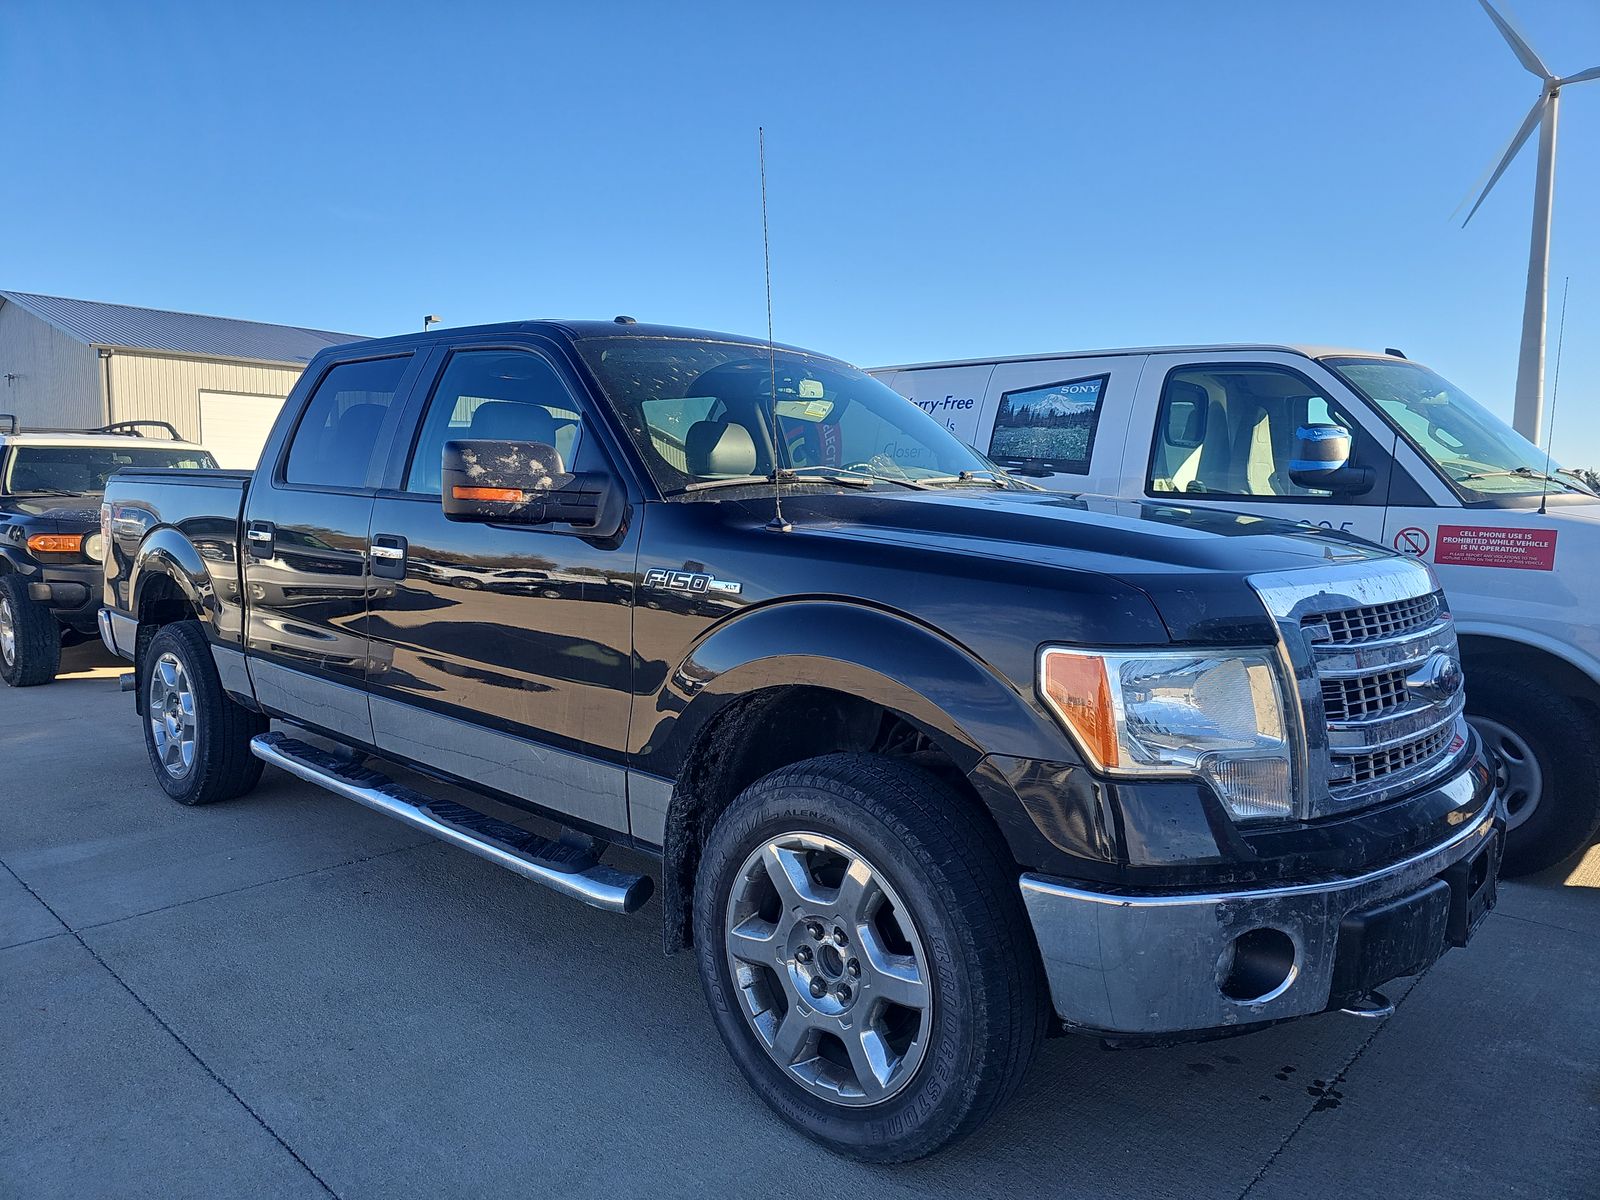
148,651 -> 198,779
1471,715 -> 1542,832
0,596 -> 14,666
723,832 -> 932,1107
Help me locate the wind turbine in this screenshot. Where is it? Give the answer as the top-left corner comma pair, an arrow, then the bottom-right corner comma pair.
1461,0 -> 1599,444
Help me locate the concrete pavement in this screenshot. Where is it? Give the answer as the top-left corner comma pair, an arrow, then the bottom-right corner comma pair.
3,643 -> 1596,1199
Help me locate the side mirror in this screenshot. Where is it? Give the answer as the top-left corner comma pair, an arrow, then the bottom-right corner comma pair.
1288,424 -> 1374,496
441,440 -> 622,537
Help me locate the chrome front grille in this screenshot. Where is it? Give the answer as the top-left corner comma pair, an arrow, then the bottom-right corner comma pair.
1316,593 -> 1442,645
1249,557 -> 1468,820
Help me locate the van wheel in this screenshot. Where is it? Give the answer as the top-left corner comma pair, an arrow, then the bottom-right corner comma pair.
142,621 -> 267,805
1466,666 -> 1600,876
694,753 -> 1047,1162
0,575 -> 61,687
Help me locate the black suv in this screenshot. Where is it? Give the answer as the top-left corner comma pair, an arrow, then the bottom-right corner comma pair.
0,416 -> 215,685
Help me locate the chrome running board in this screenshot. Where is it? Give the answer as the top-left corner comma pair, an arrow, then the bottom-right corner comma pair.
251,731 -> 653,914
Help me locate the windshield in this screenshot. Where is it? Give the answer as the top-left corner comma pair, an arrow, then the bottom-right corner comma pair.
4,445 -> 218,495
1325,357 -> 1593,500
576,336 -> 1014,496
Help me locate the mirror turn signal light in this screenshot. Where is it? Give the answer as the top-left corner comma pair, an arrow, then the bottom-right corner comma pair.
27,533 -> 84,554
451,486 -> 526,503
1039,649 -> 1120,769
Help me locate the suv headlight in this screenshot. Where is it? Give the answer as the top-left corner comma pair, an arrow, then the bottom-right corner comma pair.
83,532 -> 106,562
1038,647 -> 1298,821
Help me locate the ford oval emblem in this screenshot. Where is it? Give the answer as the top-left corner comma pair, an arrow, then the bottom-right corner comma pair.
1407,651 -> 1463,703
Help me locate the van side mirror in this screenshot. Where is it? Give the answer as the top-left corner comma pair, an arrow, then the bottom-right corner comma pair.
1163,383 -> 1208,449
441,440 -> 622,537
1288,424 -> 1374,496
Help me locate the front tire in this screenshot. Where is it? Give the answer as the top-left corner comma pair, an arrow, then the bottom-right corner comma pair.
0,575 -> 61,687
1466,666 -> 1600,876
694,753 -> 1047,1162
142,621 -> 267,805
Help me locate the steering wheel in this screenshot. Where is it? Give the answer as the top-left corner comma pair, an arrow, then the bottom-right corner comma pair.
844,454 -> 909,478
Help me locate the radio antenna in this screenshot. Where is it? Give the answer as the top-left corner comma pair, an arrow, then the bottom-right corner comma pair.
759,126 -> 791,533
1538,276 -> 1570,516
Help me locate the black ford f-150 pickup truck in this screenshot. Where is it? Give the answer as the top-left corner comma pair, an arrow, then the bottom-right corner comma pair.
100,320 -> 1501,1161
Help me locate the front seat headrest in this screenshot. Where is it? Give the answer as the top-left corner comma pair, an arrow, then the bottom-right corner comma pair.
469,401 -> 557,446
685,419 -> 757,477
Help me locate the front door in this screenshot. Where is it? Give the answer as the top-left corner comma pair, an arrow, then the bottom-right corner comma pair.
241,351 -> 421,743
1127,354 -> 1395,545
363,344 -> 638,835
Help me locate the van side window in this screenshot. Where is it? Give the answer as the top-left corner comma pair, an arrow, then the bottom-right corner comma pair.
987,375 -> 1108,474
405,350 -> 590,495
283,356 -> 412,489
1148,366 -> 1370,500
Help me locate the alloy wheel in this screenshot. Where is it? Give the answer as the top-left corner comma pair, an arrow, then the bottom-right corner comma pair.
723,831 -> 932,1107
0,596 -> 14,666
148,651 -> 198,779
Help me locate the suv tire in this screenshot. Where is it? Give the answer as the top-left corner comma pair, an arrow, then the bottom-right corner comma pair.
694,753 -> 1047,1162
0,575 -> 61,687
1467,666 -> 1600,876
142,620 -> 267,805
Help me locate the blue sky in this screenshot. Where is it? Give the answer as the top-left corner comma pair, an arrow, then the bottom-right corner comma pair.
6,0 -> 1600,464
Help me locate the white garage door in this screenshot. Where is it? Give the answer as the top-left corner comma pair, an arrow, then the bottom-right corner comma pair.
199,391 -> 286,469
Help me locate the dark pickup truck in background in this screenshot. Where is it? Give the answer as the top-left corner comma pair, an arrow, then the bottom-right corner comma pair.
99,320 -> 1501,1161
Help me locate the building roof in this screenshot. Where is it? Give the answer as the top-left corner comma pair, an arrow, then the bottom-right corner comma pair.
0,290 -> 365,365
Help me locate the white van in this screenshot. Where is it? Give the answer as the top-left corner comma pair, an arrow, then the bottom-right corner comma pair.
871,344 -> 1600,875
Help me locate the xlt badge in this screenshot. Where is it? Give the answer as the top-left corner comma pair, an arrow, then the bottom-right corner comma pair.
643,567 -> 742,596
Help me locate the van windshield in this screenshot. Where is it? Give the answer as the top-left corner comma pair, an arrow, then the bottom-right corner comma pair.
4,445 -> 217,496
576,336 -> 1018,496
1324,357 -> 1595,500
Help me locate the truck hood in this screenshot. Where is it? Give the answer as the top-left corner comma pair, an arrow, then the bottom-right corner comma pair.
759,488 -> 1398,643
0,496 -> 102,524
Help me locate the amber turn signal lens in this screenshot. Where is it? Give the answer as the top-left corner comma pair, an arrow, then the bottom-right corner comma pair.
451,486 -> 525,503
27,533 -> 84,554
1039,650 -> 1119,769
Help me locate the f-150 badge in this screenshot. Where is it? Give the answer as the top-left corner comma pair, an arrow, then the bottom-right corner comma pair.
643,568 -> 742,595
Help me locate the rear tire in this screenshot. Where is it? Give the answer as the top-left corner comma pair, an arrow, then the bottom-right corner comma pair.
142,621 -> 267,805
1466,666 -> 1600,876
0,575 -> 61,687
694,753 -> 1047,1162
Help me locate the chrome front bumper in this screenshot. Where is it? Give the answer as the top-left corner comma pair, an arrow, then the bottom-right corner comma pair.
1019,765 -> 1500,1037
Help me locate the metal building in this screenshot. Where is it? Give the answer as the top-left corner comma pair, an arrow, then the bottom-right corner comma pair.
0,291 -> 362,466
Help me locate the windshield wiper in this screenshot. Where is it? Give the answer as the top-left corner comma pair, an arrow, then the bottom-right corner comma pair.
10,489 -> 86,498
680,467 -> 922,494
1456,465 -> 1579,489
917,470 -> 1012,489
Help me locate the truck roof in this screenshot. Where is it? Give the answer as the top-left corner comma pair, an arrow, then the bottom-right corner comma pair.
328,319 -> 835,361
872,344 -> 1407,372
0,431 -> 207,451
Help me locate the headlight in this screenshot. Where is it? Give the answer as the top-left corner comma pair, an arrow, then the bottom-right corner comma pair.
1039,647 -> 1297,821
83,532 -> 106,562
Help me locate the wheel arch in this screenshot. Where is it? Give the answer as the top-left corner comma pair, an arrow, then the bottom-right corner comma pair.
1457,627 -> 1600,712
650,600 -> 1072,953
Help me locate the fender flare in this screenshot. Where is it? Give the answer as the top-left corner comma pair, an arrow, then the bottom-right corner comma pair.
650,598 -> 1071,779
128,528 -> 215,628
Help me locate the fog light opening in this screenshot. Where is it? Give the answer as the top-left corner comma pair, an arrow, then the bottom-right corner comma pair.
1218,927 -> 1297,1003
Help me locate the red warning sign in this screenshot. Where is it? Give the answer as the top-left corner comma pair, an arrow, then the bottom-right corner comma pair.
1434,525 -> 1557,571
1393,526 -> 1430,556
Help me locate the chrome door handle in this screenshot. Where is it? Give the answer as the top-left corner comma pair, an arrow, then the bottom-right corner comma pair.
369,545 -> 404,560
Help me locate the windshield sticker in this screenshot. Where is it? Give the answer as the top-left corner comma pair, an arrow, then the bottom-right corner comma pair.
1433,525 -> 1556,570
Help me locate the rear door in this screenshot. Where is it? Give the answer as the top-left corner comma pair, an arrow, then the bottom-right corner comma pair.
241,351 -> 424,743
361,339 -> 640,835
